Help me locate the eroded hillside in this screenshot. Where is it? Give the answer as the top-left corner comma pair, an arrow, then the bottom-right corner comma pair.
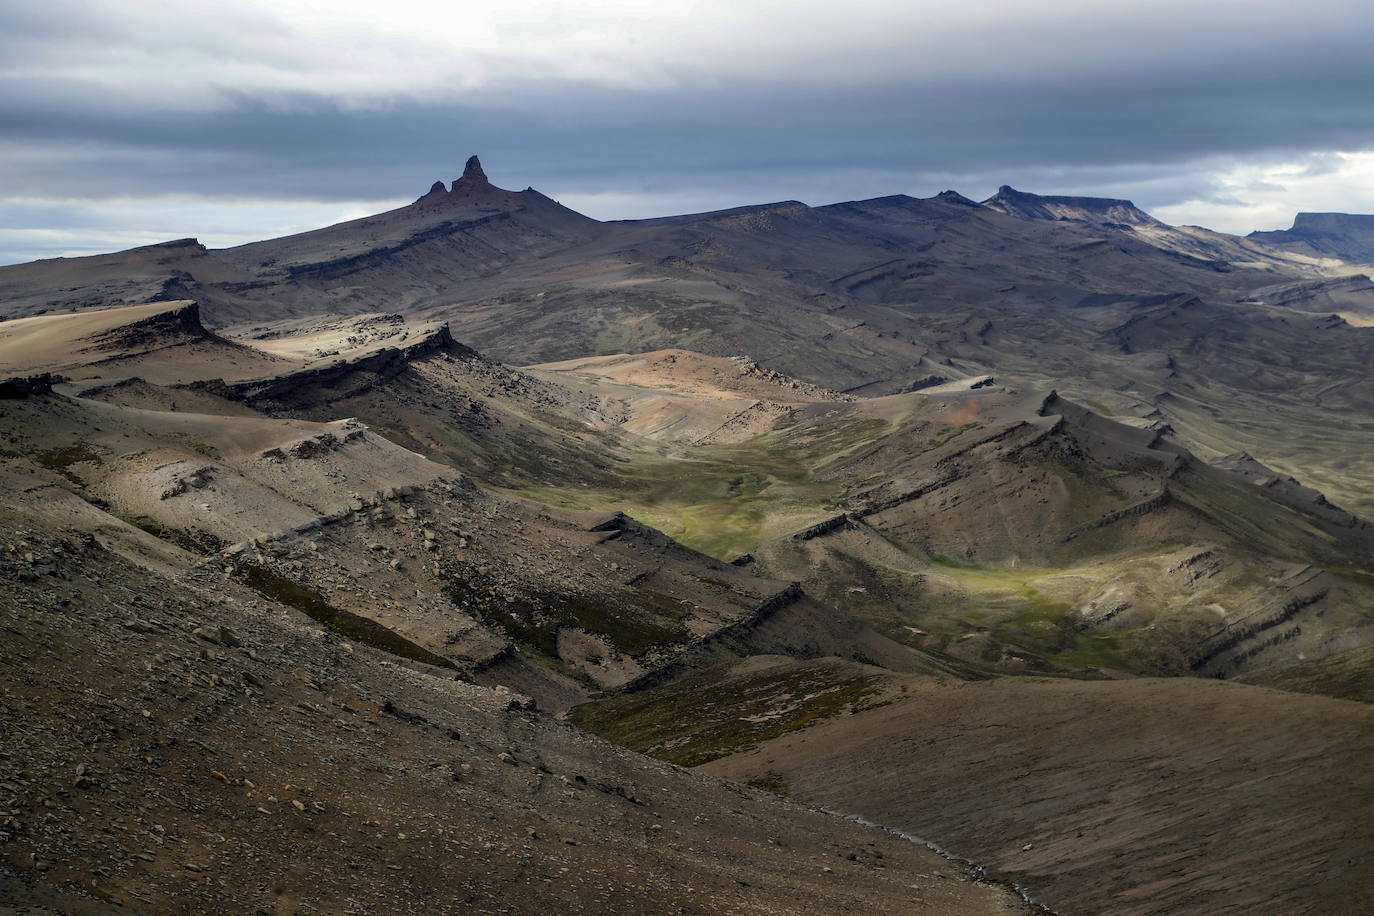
4,166 -> 1374,916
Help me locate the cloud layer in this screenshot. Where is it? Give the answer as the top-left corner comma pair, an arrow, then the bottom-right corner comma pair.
4,0 -> 1374,262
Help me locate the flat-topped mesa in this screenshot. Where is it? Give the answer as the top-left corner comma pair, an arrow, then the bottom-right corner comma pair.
982,185 -> 1162,228
1248,211 -> 1374,261
1289,212 -> 1374,233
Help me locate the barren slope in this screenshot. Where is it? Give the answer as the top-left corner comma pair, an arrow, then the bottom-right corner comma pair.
0,300 -> 293,384
572,656 -> 1374,916
0,491 -> 1026,915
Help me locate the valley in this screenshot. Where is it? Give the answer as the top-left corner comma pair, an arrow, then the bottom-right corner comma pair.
3,160 -> 1374,914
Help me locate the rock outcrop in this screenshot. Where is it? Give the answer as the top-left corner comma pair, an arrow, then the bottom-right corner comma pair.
1249,212 -> 1374,262
456,154 -> 489,188
412,155 -> 502,207
982,185 -> 1164,228
0,374 -> 54,399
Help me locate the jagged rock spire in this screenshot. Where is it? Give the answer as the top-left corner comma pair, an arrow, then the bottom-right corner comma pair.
413,154 -> 514,206
456,155 -> 489,188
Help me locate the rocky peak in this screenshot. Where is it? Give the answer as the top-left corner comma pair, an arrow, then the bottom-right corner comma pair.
413,180 -> 450,206
455,155 -> 490,190
934,190 -> 980,208
982,186 -> 1161,227
412,156 -> 500,207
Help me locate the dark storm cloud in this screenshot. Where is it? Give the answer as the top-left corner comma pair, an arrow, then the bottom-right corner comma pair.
4,0 -> 1374,260
5,75 -> 1373,205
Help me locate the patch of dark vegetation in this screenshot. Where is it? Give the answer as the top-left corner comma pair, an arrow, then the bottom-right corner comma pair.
120,515 -> 227,555
925,421 -> 979,451
568,661 -> 887,767
1240,645 -> 1374,703
443,569 -> 690,658
173,435 -> 222,459
234,561 -> 457,670
0,374 -> 54,399
726,472 -> 767,498
31,442 -> 102,485
745,771 -> 790,796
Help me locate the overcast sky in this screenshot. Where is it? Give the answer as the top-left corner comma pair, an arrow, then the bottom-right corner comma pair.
3,0 -> 1374,264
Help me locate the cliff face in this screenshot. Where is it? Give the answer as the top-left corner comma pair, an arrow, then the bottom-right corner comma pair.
1292,212 -> 1374,233
224,322 -> 471,408
80,299 -> 210,353
1249,212 -> 1374,262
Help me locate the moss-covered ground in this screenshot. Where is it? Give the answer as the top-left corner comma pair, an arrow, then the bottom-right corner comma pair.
497,413 -> 892,560
568,659 -> 891,767
234,562 -> 459,671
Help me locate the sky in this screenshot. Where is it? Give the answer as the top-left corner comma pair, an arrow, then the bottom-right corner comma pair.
4,0 -> 1374,264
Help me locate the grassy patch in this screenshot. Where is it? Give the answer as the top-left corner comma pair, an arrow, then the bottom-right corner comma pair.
568,661 -> 888,767
120,515 -> 226,555
1081,399 -> 1118,417
925,558 -> 1137,672
498,472 -> 838,560
442,568 -> 690,658
31,442 -> 103,485
745,772 -> 790,796
480,411 -> 895,560
234,562 -> 458,671
927,421 -> 979,450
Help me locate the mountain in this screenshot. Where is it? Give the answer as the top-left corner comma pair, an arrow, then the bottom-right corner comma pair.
7,300 -> 1371,691
6,162 -> 1374,914
0,237 -> 263,320
1250,211 -> 1374,263
982,185 -> 1166,227
0,156 -> 603,324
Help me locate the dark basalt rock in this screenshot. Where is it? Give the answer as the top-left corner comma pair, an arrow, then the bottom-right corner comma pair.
0,374 -> 53,399
455,154 -> 490,189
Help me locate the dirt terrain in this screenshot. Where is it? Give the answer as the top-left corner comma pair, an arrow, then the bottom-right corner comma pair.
0,497 -> 1028,915
6,300 -> 1371,692
572,656 -> 1374,915
704,668 -> 1374,916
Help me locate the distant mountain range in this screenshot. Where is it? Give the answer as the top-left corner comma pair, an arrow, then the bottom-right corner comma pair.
4,156 -> 1371,512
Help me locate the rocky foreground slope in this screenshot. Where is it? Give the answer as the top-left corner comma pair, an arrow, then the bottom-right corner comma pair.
0,492 -> 1027,914
573,655 -> 1374,916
